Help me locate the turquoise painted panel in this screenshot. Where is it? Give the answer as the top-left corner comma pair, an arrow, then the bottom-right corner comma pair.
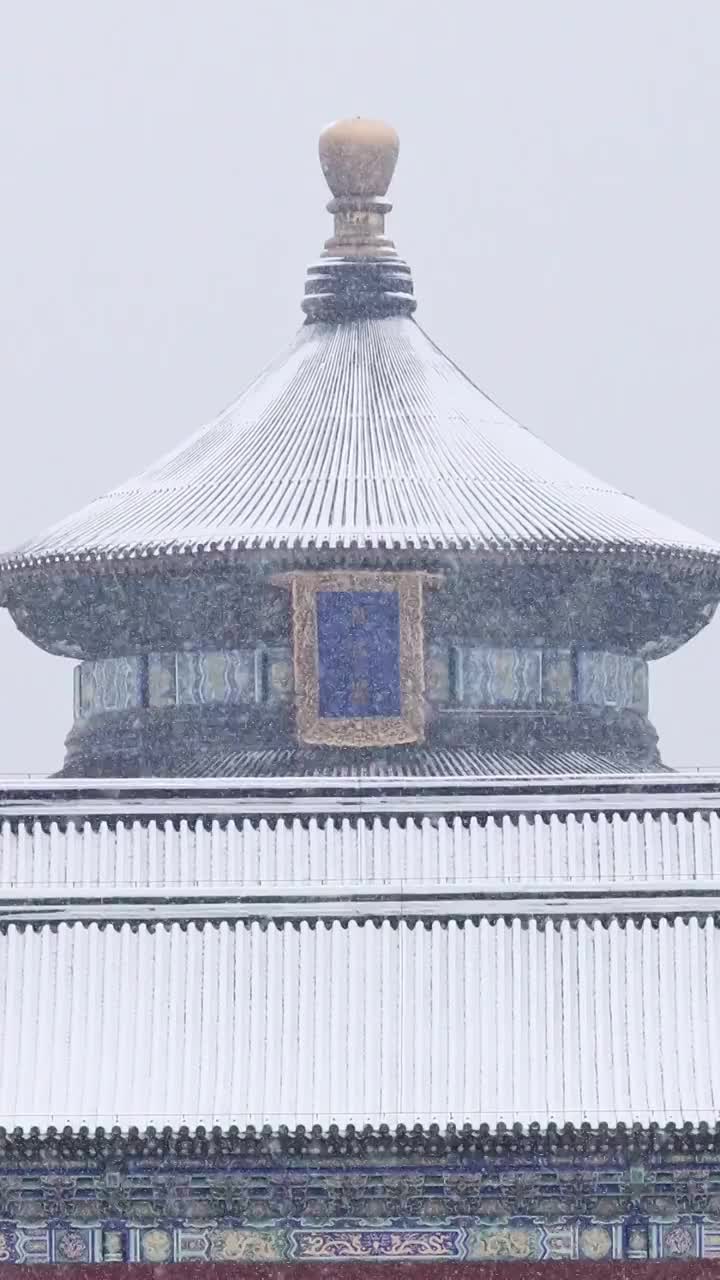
78,656 -> 143,718
174,650 -> 255,707
147,653 -> 176,708
541,650 -> 574,705
578,651 -> 648,714
463,646 -> 542,707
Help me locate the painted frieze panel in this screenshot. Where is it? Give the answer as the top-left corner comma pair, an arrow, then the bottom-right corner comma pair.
74,643 -> 649,723
0,1215 -> 711,1264
290,1229 -> 463,1259
0,1162 -> 715,1263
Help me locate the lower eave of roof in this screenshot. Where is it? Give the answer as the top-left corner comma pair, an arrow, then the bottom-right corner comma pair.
2,767 -> 718,798
1,768 -> 719,827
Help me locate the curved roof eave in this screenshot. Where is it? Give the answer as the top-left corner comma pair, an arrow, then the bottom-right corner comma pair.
2,316 -> 719,576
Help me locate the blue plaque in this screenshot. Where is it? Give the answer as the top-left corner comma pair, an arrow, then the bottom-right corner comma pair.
277,570 -> 431,747
316,590 -> 402,718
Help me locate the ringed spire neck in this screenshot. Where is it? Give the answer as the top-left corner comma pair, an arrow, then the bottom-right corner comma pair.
301,255 -> 416,322
301,202 -> 416,322
323,195 -> 397,260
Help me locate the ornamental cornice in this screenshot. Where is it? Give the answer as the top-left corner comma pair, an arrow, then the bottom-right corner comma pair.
2,1122 -> 720,1166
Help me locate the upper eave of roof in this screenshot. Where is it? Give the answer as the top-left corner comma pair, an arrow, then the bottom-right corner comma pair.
2,319 -> 719,580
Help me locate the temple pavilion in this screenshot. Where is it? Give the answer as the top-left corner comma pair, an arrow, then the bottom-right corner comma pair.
0,118 -> 719,1276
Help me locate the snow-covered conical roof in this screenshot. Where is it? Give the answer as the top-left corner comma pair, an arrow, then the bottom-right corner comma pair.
3,316 -> 719,567
2,116 -> 718,577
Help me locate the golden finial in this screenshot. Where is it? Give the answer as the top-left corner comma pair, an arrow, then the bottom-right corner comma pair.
319,118 -> 400,199
302,117 -> 415,320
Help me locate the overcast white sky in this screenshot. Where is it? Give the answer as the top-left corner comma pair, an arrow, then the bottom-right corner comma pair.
0,0 -> 719,774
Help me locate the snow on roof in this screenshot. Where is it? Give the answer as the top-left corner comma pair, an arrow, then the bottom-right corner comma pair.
3,318 -> 719,570
0,914 -> 717,1130
0,775 -> 719,1132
